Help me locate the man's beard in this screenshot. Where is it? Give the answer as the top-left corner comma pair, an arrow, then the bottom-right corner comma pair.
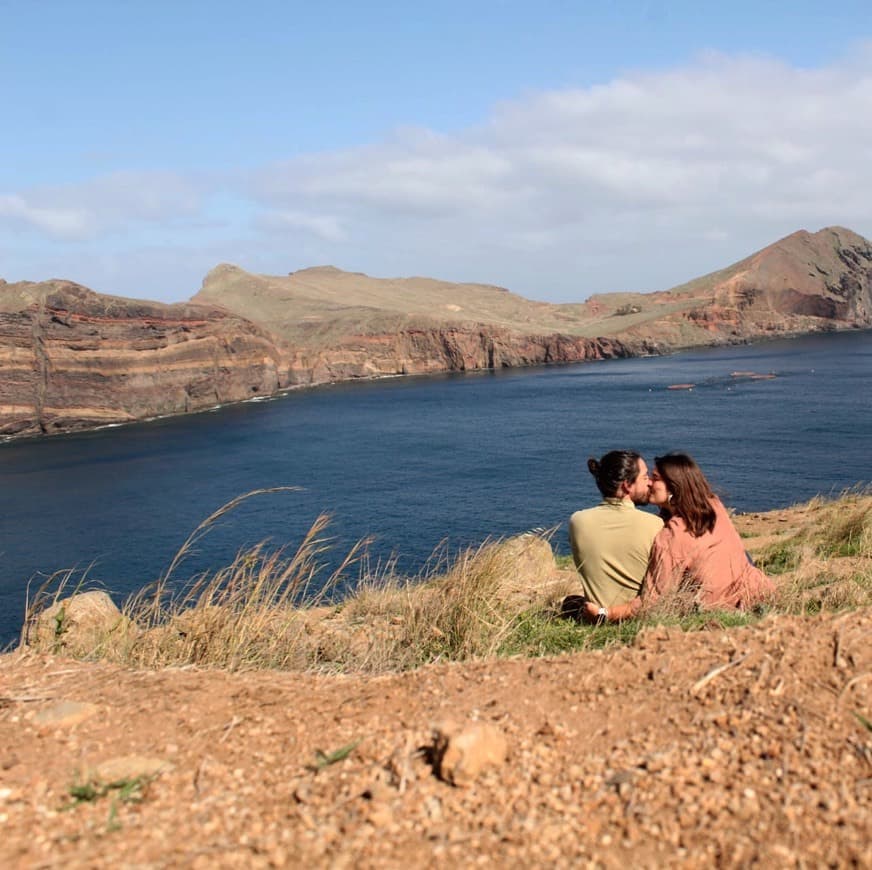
632,492 -> 651,506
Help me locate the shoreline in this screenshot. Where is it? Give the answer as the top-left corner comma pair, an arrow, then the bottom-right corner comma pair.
4,323 -> 868,446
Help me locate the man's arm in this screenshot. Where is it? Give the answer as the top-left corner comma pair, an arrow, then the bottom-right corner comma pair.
568,511 -> 586,571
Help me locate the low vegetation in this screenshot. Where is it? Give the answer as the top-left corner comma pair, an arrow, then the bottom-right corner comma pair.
753,489 -> 872,613
18,490 -> 872,674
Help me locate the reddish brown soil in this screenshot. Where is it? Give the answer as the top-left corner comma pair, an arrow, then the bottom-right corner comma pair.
1,607 -> 870,868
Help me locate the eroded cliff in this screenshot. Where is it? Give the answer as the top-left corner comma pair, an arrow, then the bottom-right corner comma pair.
281,328 -> 640,385
0,280 -> 288,438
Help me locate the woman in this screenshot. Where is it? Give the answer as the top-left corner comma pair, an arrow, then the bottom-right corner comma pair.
585,453 -> 774,622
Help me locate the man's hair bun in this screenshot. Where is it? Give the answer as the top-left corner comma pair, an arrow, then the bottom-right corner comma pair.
587,450 -> 641,497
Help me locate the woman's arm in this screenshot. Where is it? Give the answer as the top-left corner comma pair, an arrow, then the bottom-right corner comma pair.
582,597 -> 640,623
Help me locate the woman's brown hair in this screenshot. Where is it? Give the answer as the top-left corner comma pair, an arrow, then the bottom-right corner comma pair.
655,453 -> 716,537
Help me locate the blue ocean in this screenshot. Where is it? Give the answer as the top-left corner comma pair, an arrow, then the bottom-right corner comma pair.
1,329 -> 870,645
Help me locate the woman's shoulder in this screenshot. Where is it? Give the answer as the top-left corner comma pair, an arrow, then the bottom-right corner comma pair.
650,514 -> 692,564
658,513 -> 689,539
710,497 -> 737,526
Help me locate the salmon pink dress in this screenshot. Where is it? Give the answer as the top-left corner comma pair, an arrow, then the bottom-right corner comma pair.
643,498 -> 774,609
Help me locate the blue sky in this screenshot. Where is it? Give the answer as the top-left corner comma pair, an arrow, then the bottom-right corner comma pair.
3,0 -> 872,303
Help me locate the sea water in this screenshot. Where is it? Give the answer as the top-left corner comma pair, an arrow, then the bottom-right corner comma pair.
1,329 -> 870,644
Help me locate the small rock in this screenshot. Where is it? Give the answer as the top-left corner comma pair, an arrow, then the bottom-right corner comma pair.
29,590 -> 125,653
31,700 -> 99,728
432,719 -> 508,787
366,805 -> 394,828
424,796 -> 443,821
89,755 -> 172,783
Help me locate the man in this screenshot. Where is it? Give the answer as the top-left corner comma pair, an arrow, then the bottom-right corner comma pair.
568,450 -> 662,617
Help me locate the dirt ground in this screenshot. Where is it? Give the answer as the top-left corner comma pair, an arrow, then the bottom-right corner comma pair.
1,599 -> 870,868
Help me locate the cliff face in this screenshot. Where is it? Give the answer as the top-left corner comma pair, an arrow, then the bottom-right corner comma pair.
190,263 -> 655,385
574,227 -> 872,352
712,227 -> 872,322
282,328 -> 638,385
0,281 -> 288,438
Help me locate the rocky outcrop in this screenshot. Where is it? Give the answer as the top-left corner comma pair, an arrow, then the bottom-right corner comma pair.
0,280 -> 288,438
674,226 -> 872,338
572,228 -> 872,352
26,590 -> 125,656
716,227 -> 872,320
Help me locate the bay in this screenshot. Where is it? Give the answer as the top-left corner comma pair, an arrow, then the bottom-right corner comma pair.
1,329 -> 870,645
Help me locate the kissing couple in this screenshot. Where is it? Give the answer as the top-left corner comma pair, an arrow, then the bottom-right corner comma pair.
567,450 -> 774,623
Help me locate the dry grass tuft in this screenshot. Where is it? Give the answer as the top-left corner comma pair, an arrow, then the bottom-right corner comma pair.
750,490 -> 872,616
20,492 -> 573,673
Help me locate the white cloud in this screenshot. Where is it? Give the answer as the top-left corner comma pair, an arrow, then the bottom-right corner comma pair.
0,194 -> 95,240
254,134 -> 516,218
256,209 -> 346,242
5,45 -> 872,302
0,171 -> 204,242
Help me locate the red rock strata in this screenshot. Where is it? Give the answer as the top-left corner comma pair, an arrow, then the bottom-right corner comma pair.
283,328 -> 637,385
0,282 -> 641,438
0,281 -> 288,438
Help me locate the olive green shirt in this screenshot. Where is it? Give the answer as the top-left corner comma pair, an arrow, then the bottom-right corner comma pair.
569,498 -> 663,606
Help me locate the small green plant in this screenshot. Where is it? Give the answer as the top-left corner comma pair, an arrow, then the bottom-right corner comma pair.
65,774 -> 152,831
66,774 -> 150,808
309,739 -> 361,772
61,776 -> 154,833
52,604 -> 67,652
854,712 -> 872,733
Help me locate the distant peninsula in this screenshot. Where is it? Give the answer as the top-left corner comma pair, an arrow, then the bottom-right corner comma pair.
1,226 -> 871,439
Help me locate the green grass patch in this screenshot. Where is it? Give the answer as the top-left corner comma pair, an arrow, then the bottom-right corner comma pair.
756,541 -> 800,574
499,611 -> 591,657
497,606 -> 760,659
657,609 -> 763,632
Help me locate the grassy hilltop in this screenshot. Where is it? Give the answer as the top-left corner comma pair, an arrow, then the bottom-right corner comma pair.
1,491 -> 870,867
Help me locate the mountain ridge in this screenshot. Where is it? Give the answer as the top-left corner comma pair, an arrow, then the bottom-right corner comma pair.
1,226 -> 870,438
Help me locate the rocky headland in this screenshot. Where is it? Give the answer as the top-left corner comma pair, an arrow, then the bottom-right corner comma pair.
2,226 -> 871,438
